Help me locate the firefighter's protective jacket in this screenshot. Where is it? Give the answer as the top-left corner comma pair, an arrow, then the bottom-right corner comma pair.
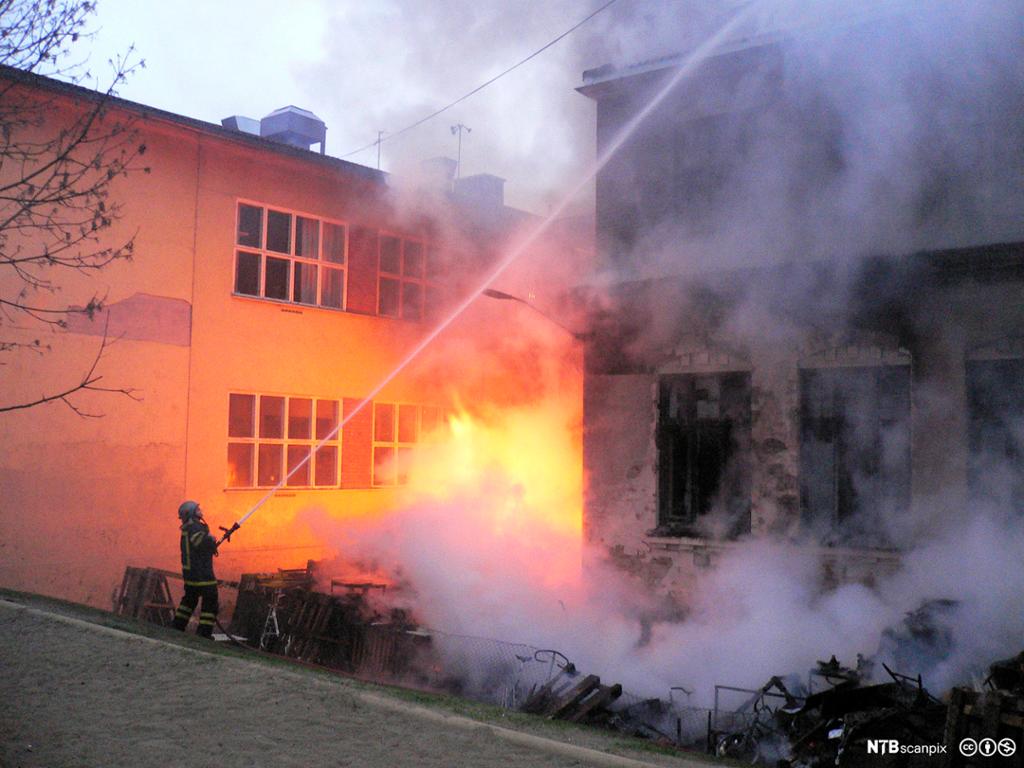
180,519 -> 217,586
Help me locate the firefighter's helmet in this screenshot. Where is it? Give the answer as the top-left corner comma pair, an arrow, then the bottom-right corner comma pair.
177,500 -> 201,522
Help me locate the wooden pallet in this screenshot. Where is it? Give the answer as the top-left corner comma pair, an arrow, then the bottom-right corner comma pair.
113,567 -> 176,626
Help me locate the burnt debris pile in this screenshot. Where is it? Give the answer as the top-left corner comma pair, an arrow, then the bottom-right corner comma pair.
115,565 -> 1023,762
227,565 -> 430,682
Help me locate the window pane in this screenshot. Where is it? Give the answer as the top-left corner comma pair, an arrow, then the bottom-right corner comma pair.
421,406 -> 440,436
266,257 -> 289,300
237,204 -> 262,247
286,445 -> 311,487
235,251 -> 261,296
404,241 -> 424,277
401,282 -> 423,321
260,395 -> 284,438
379,277 -> 400,317
266,210 -> 291,253
288,398 -> 312,439
380,236 -> 401,273
228,393 -> 255,437
426,245 -> 445,279
321,266 -> 344,309
295,216 -> 319,258
373,446 -> 396,486
397,446 -> 414,485
374,403 -> 395,442
398,405 -> 418,443
258,443 -> 283,486
293,262 -> 318,304
314,444 -> 338,486
227,443 -> 253,487
316,400 -> 339,440
323,223 -> 346,264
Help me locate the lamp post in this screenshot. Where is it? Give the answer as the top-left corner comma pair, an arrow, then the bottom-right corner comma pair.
481,288 -> 589,341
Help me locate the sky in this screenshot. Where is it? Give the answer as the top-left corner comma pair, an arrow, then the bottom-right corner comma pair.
84,0 -> 621,215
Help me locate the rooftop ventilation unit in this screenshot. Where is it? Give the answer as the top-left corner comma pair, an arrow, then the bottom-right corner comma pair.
259,106 -> 327,154
220,115 -> 260,135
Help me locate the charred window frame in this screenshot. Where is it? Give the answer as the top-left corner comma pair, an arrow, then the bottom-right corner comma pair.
234,202 -> 348,310
799,365 -> 911,547
966,358 -> 1024,512
377,234 -> 442,321
371,402 -> 445,487
655,372 -> 751,538
226,393 -> 341,489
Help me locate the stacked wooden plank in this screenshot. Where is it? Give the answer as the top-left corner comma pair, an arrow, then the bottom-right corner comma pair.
521,668 -> 623,724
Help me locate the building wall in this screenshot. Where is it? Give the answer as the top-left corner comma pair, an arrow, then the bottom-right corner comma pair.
0,96 -> 197,604
581,264 -> 1024,601
0,75 -> 506,604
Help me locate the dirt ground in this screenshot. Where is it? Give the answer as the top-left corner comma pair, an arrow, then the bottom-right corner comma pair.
0,594 -> 711,768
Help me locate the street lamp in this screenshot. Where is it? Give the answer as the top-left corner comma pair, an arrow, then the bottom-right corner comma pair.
481,288 -> 589,341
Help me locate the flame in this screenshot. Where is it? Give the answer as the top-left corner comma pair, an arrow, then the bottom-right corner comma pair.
298,309 -> 586,632
407,392 -> 584,581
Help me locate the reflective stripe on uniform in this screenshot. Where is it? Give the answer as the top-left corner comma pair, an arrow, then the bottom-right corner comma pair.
190,532 -> 205,546
175,606 -> 192,617
184,580 -> 217,587
198,618 -> 215,626
181,531 -> 191,571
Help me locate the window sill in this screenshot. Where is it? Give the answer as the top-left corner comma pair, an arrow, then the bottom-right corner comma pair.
230,292 -> 430,324
642,534 -> 902,567
224,487 -> 340,492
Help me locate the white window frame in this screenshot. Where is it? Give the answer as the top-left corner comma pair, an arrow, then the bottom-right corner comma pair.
371,402 -> 445,486
233,199 -> 349,311
226,391 -> 342,490
376,232 -> 440,321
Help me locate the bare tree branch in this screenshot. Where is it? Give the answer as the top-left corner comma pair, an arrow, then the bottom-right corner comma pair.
0,315 -> 141,415
0,0 -> 148,416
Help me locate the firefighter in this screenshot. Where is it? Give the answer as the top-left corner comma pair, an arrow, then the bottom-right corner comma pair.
172,500 -> 219,638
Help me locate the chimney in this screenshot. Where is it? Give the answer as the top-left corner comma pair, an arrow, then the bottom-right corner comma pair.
421,157 -> 458,191
259,106 -> 327,154
453,173 -> 505,210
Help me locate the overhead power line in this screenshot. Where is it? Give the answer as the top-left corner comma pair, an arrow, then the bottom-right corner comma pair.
340,0 -> 619,160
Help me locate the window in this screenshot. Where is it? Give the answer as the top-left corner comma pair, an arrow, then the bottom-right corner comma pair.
799,366 -> 910,546
966,358 -> 1024,513
226,393 -> 341,488
656,373 -> 751,538
234,202 -> 347,310
377,234 -> 440,321
371,402 -> 444,486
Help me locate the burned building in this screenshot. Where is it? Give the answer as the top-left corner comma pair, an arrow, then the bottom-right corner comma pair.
576,8 -> 1024,596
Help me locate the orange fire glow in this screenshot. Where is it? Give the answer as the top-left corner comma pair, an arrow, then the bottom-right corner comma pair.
297,305 -> 586,618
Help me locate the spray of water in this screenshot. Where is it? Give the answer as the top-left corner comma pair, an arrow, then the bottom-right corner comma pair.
226,1 -> 763,538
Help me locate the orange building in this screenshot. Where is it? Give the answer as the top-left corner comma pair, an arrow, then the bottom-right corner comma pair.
0,65 -> 585,606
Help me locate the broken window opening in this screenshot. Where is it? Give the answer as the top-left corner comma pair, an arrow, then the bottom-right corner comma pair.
656,372 -> 751,539
966,358 -> 1024,514
799,365 -> 910,548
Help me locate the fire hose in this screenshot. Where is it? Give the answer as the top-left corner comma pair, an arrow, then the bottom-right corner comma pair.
210,3 -> 755,551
